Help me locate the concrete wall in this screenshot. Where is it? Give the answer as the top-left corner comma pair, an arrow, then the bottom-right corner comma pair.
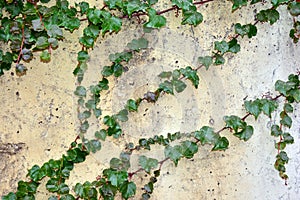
0,0 -> 299,199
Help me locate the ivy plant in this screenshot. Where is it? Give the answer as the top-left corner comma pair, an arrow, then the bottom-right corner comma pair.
1,0 -> 300,199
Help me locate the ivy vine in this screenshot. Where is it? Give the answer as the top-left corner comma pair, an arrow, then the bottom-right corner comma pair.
1,0 -> 300,199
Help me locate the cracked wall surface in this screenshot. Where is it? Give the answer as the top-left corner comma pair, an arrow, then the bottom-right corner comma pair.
1,1 -> 300,199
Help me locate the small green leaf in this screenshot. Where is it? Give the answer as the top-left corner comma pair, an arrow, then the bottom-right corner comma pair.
280,112 -> 292,128
180,66 -> 200,88
172,0 -> 193,10
288,2 -> 300,16
212,137 -> 229,151
47,24 -> 63,38
74,86 -> 86,97
284,103 -> 293,113
28,165 -> 45,182
83,25 -> 100,39
127,38 -> 148,51
214,40 -> 229,54
139,155 -> 158,173
198,56 -> 213,70
275,80 -> 296,96
158,71 -> 172,79
79,36 -> 94,48
224,115 -> 246,133
102,66 -> 113,77
120,181 -> 136,200
32,19 -> 44,32
112,63 -> 123,77
2,192 -> 17,200
181,8 -> 203,26
256,9 -> 280,25
36,36 -> 49,49
159,80 -> 174,94
194,126 -> 219,145
260,99 -> 278,118
126,99 -> 138,111
271,124 -> 282,137
180,140 -> 198,159
277,151 -> 289,163
76,2 -> 89,14
271,0 -> 289,7
80,121 -> 89,133
95,129 -> 107,141
234,125 -> 254,141
228,38 -> 240,53
244,99 -> 261,119
231,0 -> 247,11
102,15 -> 122,35
214,54 -> 225,65
109,52 -> 133,63
173,79 -> 187,93
99,183 -> 117,199
115,109 -> 129,122
164,145 -> 183,166
145,8 -> 166,29
103,169 -> 128,187
283,133 -> 294,144
58,183 -> 69,194
40,50 -> 51,62
275,142 -> 286,150
78,110 -> 91,120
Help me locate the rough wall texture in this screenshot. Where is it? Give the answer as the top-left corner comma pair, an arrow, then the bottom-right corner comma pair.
0,0 -> 300,199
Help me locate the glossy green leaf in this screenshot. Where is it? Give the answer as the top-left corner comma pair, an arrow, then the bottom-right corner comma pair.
47,25 -> 63,38
103,169 -> 128,187
164,145 -> 182,166
80,121 -> 89,133
271,0 -> 289,7
102,15 -> 122,34
283,103 -> 293,113
228,38 -> 240,53
234,125 -> 254,141
172,0 -> 193,10
214,40 -> 229,54
109,52 -> 133,63
124,0 -> 148,16
126,99 -> 138,111
256,9 -> 280,25
28,165 -> 45,182
76,2 -> 89,14
2,192 -> 17,200
120,181 -> 136,200
212,137 -> 229,151
102,66 -> 114,77
214,54 -> 225,65
58,183 -> 69,194
181,8 -> 203,26
99,183 -> 117,200
139,155 -> 158,173
40,50 -> 51,62
283,133 -> 294,144
280,112 -> 292,128
275,80 -> 296,96
158,71 -> 172,79
159,80 -> 174,94
260,99 -> 278,118
180,140 -> 198,159
194,126 -> 219,145
36,36 -> 49,49
244,99 -> 261,119
79,35 -> 94,48
145,8 -> 166,29
271,124 -> 282,137
32,19 -> 44,32
223,115 -> 246,133
127,38 -> 148,51
231,0 -> 247,11
180,66 -> 200,88
288,2 -> 300,16
83,25 -> 100,39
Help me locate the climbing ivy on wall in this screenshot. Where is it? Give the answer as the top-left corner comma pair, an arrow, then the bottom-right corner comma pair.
1,0 -> 300,199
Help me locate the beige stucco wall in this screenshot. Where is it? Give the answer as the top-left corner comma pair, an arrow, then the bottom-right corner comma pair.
1,0 -> 299,199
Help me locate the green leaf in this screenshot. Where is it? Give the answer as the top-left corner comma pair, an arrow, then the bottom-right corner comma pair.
58,183 -> 69,194
28,165 -> 45,182
158,71 -> 172,79
86,139 -> 102,153
76,2 -> 89,14
80,121 -> 89,133
46,178 -> 59,192
79,36 -> 95,48
145,8 -> 166,29
198,56 -> 213,70
194,126 -> 219,145
180,140 -> 198,159
172,0 -> 193,10
214,40 -> 229,54
62,18 -> 80,32
256,9 -> 280,25
115,109 -> 129,122
32,19 -> 44,32
223,115 -> 246,133
74,86 -> 86,97
126,99 -> 138,111
109,51 -> 133,63
228,38 -> 240,53
40,50 -> 51,62
181,8 -> 203,26
283,103 -> 293,113
124,0 -> 148,16
288,2 -> 300,16
214,54 -> 225,65
159,80 -> 174,94
275,80 -> 296,96
104,0 -> 122,9
99,183 -> 117,200
231,0 -> 247,11
164,145 -> 183,166
127,38 -> 148,51
95,129 -> 107,141
147,0 -> 158,5
280,112 -> 292,128
2,192 -> 17,200
36,36 -> 49,49
139,155 -> 158,173
102,66 -> 114,77
21,48 -> 33,62
102,15 -> 122,35
275,142 -> 286,150
277,151 -> 289,163
87,8 -> 102,24
260,99 -> 278,118
103,169 -> 128,187
234,125 -> 254,141
47,25 -> 63,38
173,79 -> 187,93
290,89 -> 300,102
212,137 -> 229,151
143,182 -> 154,194
283,133 -> 294,144
271,0 -> 289,7
120,181 -> 136,200
78,110 -> 91,120
244,99 -> 261,119
83,25 -> 100,39
180,66 -> 200,88
271,124 -> 282,137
